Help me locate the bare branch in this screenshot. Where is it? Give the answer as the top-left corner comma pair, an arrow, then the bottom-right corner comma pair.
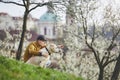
79,6 -> 101,66
0,0 -> 24,6
101,52 -> 107,65
107,27 -> 120,51
90,23 -> 96,46
103,57 -> 117,67
29,2 -> 50,13
22,0 -> 27,9
101,51 -> 112,66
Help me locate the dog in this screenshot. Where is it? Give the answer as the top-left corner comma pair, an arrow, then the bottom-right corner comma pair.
26,43 -> 62,68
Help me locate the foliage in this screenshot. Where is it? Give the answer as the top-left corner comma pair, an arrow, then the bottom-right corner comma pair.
0,56 -> 84,80
54,0 -> 120,80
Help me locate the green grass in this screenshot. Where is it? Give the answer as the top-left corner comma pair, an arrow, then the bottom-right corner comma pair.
0,56 -> 84,80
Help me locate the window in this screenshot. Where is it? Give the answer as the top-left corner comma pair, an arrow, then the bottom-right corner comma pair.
44,27 -> 47,35
53,26 -> 56,35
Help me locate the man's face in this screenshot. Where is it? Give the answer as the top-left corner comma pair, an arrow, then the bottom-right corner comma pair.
37,40 -> 46,47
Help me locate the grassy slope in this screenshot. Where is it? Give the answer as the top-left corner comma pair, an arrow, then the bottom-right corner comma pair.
0,56 -> 84,80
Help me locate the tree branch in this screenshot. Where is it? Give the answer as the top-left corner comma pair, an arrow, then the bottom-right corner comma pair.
0,0 -> 24,6
103,57 -> 117,67
107,28 -> 120,51
79,7 -> 101,66
22,0 -> 27,9
29,2 -> 49,13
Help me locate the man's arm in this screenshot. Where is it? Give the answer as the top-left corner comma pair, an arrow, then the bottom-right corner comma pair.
28,45 -> 49,57
28,45 -> 40,56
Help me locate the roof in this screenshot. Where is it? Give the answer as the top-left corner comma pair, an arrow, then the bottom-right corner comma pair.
0,12 -> 8,16
40,12 -> 59,22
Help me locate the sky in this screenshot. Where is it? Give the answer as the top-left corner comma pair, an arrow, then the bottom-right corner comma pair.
0,0 -> 120,20
0,2 -> 48,19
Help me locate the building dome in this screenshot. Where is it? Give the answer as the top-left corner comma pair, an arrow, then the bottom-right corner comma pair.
40,11 -> 59,22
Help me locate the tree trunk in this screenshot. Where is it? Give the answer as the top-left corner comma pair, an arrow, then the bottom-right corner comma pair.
16,10 -> 28,60
111,54 -> 120,80
98,67 -> 104,80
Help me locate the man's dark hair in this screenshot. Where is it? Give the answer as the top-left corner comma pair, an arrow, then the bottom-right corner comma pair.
37,35 -> 46,41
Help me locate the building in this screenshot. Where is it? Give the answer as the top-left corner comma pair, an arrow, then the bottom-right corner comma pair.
38,6 -> 63,40
0,10 -> 64,42
0,12 -> 15,30
12,14 -> 36,30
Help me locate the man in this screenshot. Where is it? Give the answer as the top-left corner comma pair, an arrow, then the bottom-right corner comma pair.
23,35 -> 48,62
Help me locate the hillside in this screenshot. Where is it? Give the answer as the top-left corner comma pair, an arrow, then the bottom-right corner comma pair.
0,56 -> 84,80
